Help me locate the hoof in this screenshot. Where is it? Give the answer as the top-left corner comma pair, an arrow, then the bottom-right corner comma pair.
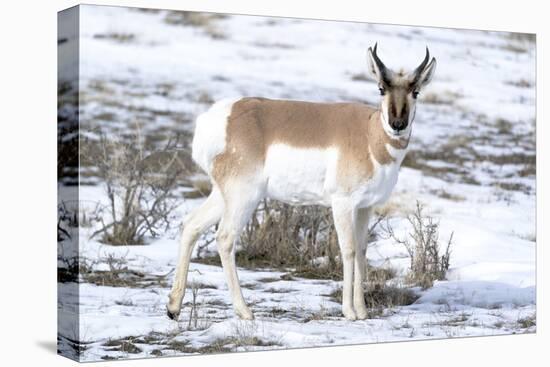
343,308 -> 357,321
355,309 -> 368,320
166,308 -> 180,321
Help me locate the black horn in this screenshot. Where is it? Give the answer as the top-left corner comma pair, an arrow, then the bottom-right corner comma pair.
371,43 -> 391,84
412,47 -> 430,81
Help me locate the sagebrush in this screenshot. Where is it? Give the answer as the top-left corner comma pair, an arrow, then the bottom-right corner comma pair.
83,126 -> 185,245
198,199 -> 385,280
386,201 -> 453,289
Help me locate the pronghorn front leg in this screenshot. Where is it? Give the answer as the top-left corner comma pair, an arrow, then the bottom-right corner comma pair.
166,189 -> 224,320
353,207 -> 372,320
216,219 -> 254,320
215,180 -> 263,320
331,197 -> 358,320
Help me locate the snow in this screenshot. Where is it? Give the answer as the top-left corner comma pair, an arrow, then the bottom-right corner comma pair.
58,4 -> 535,361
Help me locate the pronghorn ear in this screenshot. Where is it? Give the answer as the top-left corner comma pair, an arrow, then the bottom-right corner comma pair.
416,57 -> 437,89
367,44 -> 389,85
367,47 -> 382,83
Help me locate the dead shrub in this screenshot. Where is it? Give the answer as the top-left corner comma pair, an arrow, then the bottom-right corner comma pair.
385,201 -> 453,289
236,200 -> 341,279
85,126 -> 184,245
196,200 -> 385,280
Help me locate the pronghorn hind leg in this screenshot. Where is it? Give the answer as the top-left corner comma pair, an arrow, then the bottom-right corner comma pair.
353,207 -> 372,320
331,197 -> 358,320
166,188 -> 224,320
216,180 -> 264,320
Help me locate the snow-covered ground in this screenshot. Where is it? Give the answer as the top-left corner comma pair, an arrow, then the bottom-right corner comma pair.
58,5 -> 535,361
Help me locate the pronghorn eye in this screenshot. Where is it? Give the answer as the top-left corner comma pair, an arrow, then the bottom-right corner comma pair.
412,91 -> 419,99
379,87 -> 385,96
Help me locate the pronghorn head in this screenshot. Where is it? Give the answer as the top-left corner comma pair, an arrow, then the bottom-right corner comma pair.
367,43 -> 437,137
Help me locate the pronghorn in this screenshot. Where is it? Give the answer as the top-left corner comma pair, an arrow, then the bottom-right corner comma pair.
167,44 -> 436,321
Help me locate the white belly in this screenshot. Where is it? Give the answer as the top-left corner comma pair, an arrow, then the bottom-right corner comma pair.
263,143 -> 406,208
263,144 -> 337,206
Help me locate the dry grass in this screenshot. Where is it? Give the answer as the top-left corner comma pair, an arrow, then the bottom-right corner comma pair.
151,321 -> 280,354
350,73 -> 374,82
501,43 -> 529,54
402,111 -> 535,193
429,189 -> 466,202
517,314 -> 536,329
253,41 -> 295,49
58,252 -> 173,288
237,200 -> 342,278
184,282 -> 213,331
328,282 -> 419,318
303,304 -> 341,322
102,338 -> 142,354
82,256 -> 172,288
402,140 -> 481,186
195,199 -> 389,281
93,32 -> 136,43
505,79 -> 533,88
420,90 -> 462,105
507,32 -> 536,42
164,11 -> 227,40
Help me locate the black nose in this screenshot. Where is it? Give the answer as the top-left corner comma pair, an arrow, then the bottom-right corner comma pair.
390,120 -> 407,131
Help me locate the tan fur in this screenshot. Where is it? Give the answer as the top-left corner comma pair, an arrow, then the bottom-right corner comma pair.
212,97 -> 409,192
